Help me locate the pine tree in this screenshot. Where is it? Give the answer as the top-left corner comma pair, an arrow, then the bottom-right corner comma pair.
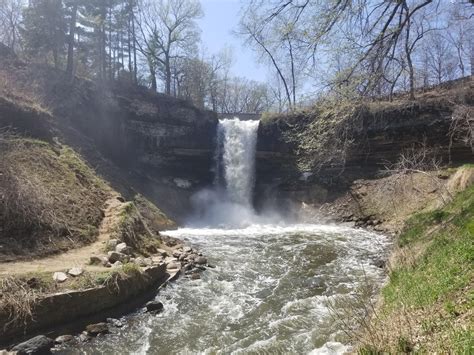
21,0 -> 67,68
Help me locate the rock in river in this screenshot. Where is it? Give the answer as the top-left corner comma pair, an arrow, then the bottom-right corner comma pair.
11,335 -> 54,354
54,335 -> 74,344
195,256 -> 207,265
146,301 -> 164,313
86,323 -> 109,336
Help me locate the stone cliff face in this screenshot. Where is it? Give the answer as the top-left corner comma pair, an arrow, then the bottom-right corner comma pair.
56,84 -> 218,221
255,82 -> 474,209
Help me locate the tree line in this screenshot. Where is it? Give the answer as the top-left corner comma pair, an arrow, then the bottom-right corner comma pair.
1,1 -> 472,113
0,0 -> 274,114
239,0 -> 474,108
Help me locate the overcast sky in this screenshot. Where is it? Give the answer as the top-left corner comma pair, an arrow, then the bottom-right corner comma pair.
198,0 -> 267,82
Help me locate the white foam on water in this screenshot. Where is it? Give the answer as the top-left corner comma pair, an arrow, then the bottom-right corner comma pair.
309,341 -> 352,355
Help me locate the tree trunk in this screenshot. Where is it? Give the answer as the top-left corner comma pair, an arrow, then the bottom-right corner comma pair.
66,4 -> 78,81
132,6 -> 138,84
165,54 -> 171,95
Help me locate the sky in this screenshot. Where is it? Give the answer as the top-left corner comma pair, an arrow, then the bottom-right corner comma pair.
198,0 -> 268,82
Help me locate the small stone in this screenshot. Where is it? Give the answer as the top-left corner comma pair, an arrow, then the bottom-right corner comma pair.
145,301 -> 164,313
156,249 -> 168,257
191,273 -> 201,280
108,251 -> 129,263
206,264 -> 216,268
53,272 -> 68,283
107,318 -> 124,328
68,267 -> 83,277
86,323 -> 109,336
78,332 -> 90,343
143,258 -> 153,266
106,239 -> 119,251
55,335 -> 74,344
11,335 -> 54,354
183,263 -> 193,271
151,256 -> 163,264
116,243 -> 132,255
183,246 -> 192,253
112,261 -> 123,268
195,256 -> 207,265
167,261 -> 181,270
172,250 -> 182,258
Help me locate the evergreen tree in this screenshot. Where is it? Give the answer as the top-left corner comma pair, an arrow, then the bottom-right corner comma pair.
21,0 -> 67,68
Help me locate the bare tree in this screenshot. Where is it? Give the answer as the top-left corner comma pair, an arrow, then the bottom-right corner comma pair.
0,0 -> 23,52
136,0 -> 202,94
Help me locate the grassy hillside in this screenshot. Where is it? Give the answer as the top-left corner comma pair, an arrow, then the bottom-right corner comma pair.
0,134 -> 111,261
358,168 -> 473,352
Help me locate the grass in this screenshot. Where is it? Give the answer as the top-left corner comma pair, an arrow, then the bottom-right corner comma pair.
0,135 -> 112,260
0,264 -> 149,328
358,180 -> 474,352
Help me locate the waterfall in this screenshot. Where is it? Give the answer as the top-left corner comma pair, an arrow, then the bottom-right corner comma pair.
189,118 -> 260,227
215,118 -> 259,206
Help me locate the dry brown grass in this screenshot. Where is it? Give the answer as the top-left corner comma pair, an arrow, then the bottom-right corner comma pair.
0,132 -> 111,260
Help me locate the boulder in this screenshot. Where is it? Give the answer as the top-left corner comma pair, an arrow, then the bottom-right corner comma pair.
85,323 -> 109,336
53,272 -> 68,283
54,335 -> 74,344
172,250 -> 182,258
108,251 -> 129,263
183,246 -> 192,253
195,256 -> 207,265
112,261 -> 123,268
145,301 -> 164,313
207,264 -> 216,268
190,273 -> 201,280
11,335 -> 54,354
67,267 -> 83,277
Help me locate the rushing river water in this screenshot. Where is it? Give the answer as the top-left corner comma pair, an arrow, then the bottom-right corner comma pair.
67,224 -> 389,355
62,119 -> 390,354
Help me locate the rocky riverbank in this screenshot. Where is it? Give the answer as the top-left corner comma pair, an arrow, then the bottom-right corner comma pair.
1,240 -> 212,353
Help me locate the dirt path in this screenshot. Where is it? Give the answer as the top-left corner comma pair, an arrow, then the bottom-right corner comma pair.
0,195 -> 125,276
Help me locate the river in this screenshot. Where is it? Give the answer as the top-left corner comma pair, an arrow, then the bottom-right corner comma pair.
61,118 -> 390,354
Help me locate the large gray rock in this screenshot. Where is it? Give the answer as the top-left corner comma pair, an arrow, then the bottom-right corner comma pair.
11,335 -> 54,354
85,323 -> 109,336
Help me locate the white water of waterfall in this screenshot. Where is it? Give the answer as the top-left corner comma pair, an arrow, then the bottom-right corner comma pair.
217,118 -> 259,206
189,118 -> 266,228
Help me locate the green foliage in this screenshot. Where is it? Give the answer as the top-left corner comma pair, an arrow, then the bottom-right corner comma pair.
375,183 -> 474,351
